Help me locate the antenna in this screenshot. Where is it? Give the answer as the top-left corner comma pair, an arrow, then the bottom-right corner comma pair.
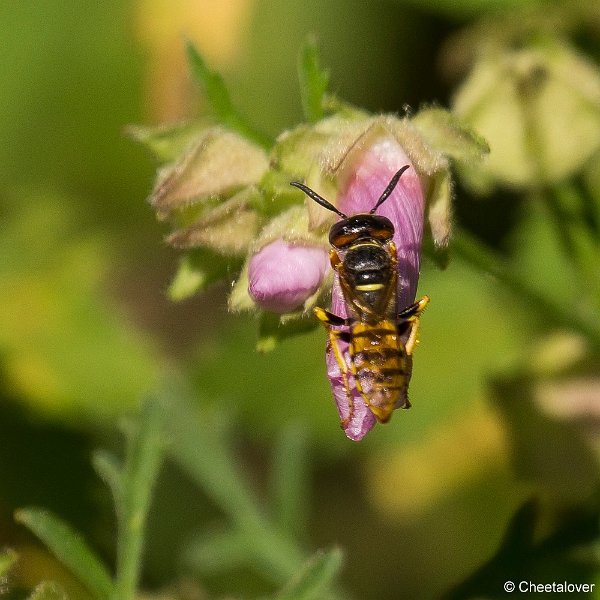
369,165 -> 410,214
290,181 -> 348,219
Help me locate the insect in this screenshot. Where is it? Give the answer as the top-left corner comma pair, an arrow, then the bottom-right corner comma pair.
291,166 -> 429,427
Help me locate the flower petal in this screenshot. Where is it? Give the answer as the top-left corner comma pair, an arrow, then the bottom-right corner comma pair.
326,276 -> 377,441
337,136 -> 425,307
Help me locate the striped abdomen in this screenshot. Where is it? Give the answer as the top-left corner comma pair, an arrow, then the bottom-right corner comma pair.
349,319 -> 409,423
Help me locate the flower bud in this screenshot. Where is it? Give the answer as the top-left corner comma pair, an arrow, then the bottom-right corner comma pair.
248,239 -> 329,313
453,37 -> 600,188
150,126 -> 268,218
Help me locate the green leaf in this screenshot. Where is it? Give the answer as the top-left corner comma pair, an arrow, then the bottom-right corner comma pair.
298,36 -> 330,123
275,548 -> 343,600
164,391 -> 305,583
182,528 -> 250,575
14,508 -> 113,600
114,397 -> 165,600
92,450 -> 123,513
185,41 -> 271,149
270,424 -> 309,538
27,582 -> 69,600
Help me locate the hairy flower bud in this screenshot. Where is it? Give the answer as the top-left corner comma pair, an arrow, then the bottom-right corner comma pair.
248,240 -> 330,313
453,37 -> 600,188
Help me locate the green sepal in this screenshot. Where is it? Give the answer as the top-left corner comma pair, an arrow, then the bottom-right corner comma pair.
270,124 -> 332,179
422,235 -> 450,270
125,119 -> 212,163
166,188 -> 263,255
427,168 -> 453,248
149,127 -> 268,220
410,107 -> 489,165
258,170 -> 308,218
228,261 -> 256,313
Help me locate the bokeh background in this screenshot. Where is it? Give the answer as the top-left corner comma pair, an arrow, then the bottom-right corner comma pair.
1,1 -> 599,599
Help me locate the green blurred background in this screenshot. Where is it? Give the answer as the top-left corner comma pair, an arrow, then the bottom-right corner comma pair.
1,1 -> 599,599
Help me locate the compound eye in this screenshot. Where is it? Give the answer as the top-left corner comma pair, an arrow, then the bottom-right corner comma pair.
371,227 -> 393,241
369,215 -> 394,240
329,214 -> 395,247
329,219 -> 356,248
329,229 -> 359,248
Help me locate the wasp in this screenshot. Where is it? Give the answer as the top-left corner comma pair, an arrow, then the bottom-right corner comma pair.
291,166 -> 429,426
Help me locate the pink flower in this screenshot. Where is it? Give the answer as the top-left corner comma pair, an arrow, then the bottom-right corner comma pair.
248,239 -> 330,313
329,138 -> 425,441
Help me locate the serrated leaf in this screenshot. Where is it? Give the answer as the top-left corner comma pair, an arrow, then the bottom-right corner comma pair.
298,35 -> 330,123
275,548 -> 343,600
185,41 -> 271,149
14,508 -> 113,600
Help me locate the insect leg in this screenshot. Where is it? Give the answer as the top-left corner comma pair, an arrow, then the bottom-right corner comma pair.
313,306 -> 351,328
397,296 -> 430,356
314,306 -> 355,428
326,329 -> 356,429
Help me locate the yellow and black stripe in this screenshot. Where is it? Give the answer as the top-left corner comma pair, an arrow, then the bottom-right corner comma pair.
349,320 -> 408,423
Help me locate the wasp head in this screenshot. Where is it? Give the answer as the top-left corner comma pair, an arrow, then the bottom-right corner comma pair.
290,165 -> 409,243
328,213 -> 394,248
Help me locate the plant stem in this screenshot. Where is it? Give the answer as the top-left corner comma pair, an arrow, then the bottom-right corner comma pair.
546,183 -> 600,303
166,400 -> 305,581
451,227 -> 600,351
114,399 -> 164,600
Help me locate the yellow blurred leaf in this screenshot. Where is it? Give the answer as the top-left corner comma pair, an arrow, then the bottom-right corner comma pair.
0,192 -> 161,422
